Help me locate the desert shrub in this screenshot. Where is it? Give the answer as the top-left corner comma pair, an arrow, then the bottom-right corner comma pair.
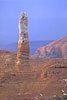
46,96 -> 61,100
46,95 -> 67,100
62,95 -> 67,100
47,98 -> 52,100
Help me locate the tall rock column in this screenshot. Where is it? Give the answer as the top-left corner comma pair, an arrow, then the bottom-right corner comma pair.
15,12 -> 30,71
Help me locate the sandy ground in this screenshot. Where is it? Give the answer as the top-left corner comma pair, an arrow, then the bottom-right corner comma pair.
0,50 -> 67,100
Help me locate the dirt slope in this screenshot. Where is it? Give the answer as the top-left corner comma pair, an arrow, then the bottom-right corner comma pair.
0,50 -> 67,100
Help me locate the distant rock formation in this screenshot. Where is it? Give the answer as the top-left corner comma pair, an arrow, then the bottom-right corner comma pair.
15,12 -> 30,71
34,36 -> 67,58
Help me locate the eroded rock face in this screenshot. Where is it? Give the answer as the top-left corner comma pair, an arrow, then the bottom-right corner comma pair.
15,12 -> 30,71
34,36 -> 67,58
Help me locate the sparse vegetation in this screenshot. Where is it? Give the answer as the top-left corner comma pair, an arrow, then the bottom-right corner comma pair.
47,95 -> 67,100
0,50 -> 67,100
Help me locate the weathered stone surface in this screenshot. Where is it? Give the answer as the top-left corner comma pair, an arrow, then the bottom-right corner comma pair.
34,36 -> 67,58
15,12 -> 30,71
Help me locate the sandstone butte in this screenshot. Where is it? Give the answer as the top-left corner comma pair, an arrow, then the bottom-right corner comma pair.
0,12 -> 67,100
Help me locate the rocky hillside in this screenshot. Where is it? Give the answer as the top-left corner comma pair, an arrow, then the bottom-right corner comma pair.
0,50 -> 16,72
34,36 -> 67,58
0,50 -> 67,100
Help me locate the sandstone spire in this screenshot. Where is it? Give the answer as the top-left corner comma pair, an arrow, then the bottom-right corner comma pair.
15,12 -> 30,71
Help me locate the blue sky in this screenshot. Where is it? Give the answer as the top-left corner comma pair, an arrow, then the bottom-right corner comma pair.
0,0 -> 67,44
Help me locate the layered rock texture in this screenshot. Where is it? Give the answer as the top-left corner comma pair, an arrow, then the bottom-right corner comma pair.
34,36 -> 67,58
15,12 -> 30,71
